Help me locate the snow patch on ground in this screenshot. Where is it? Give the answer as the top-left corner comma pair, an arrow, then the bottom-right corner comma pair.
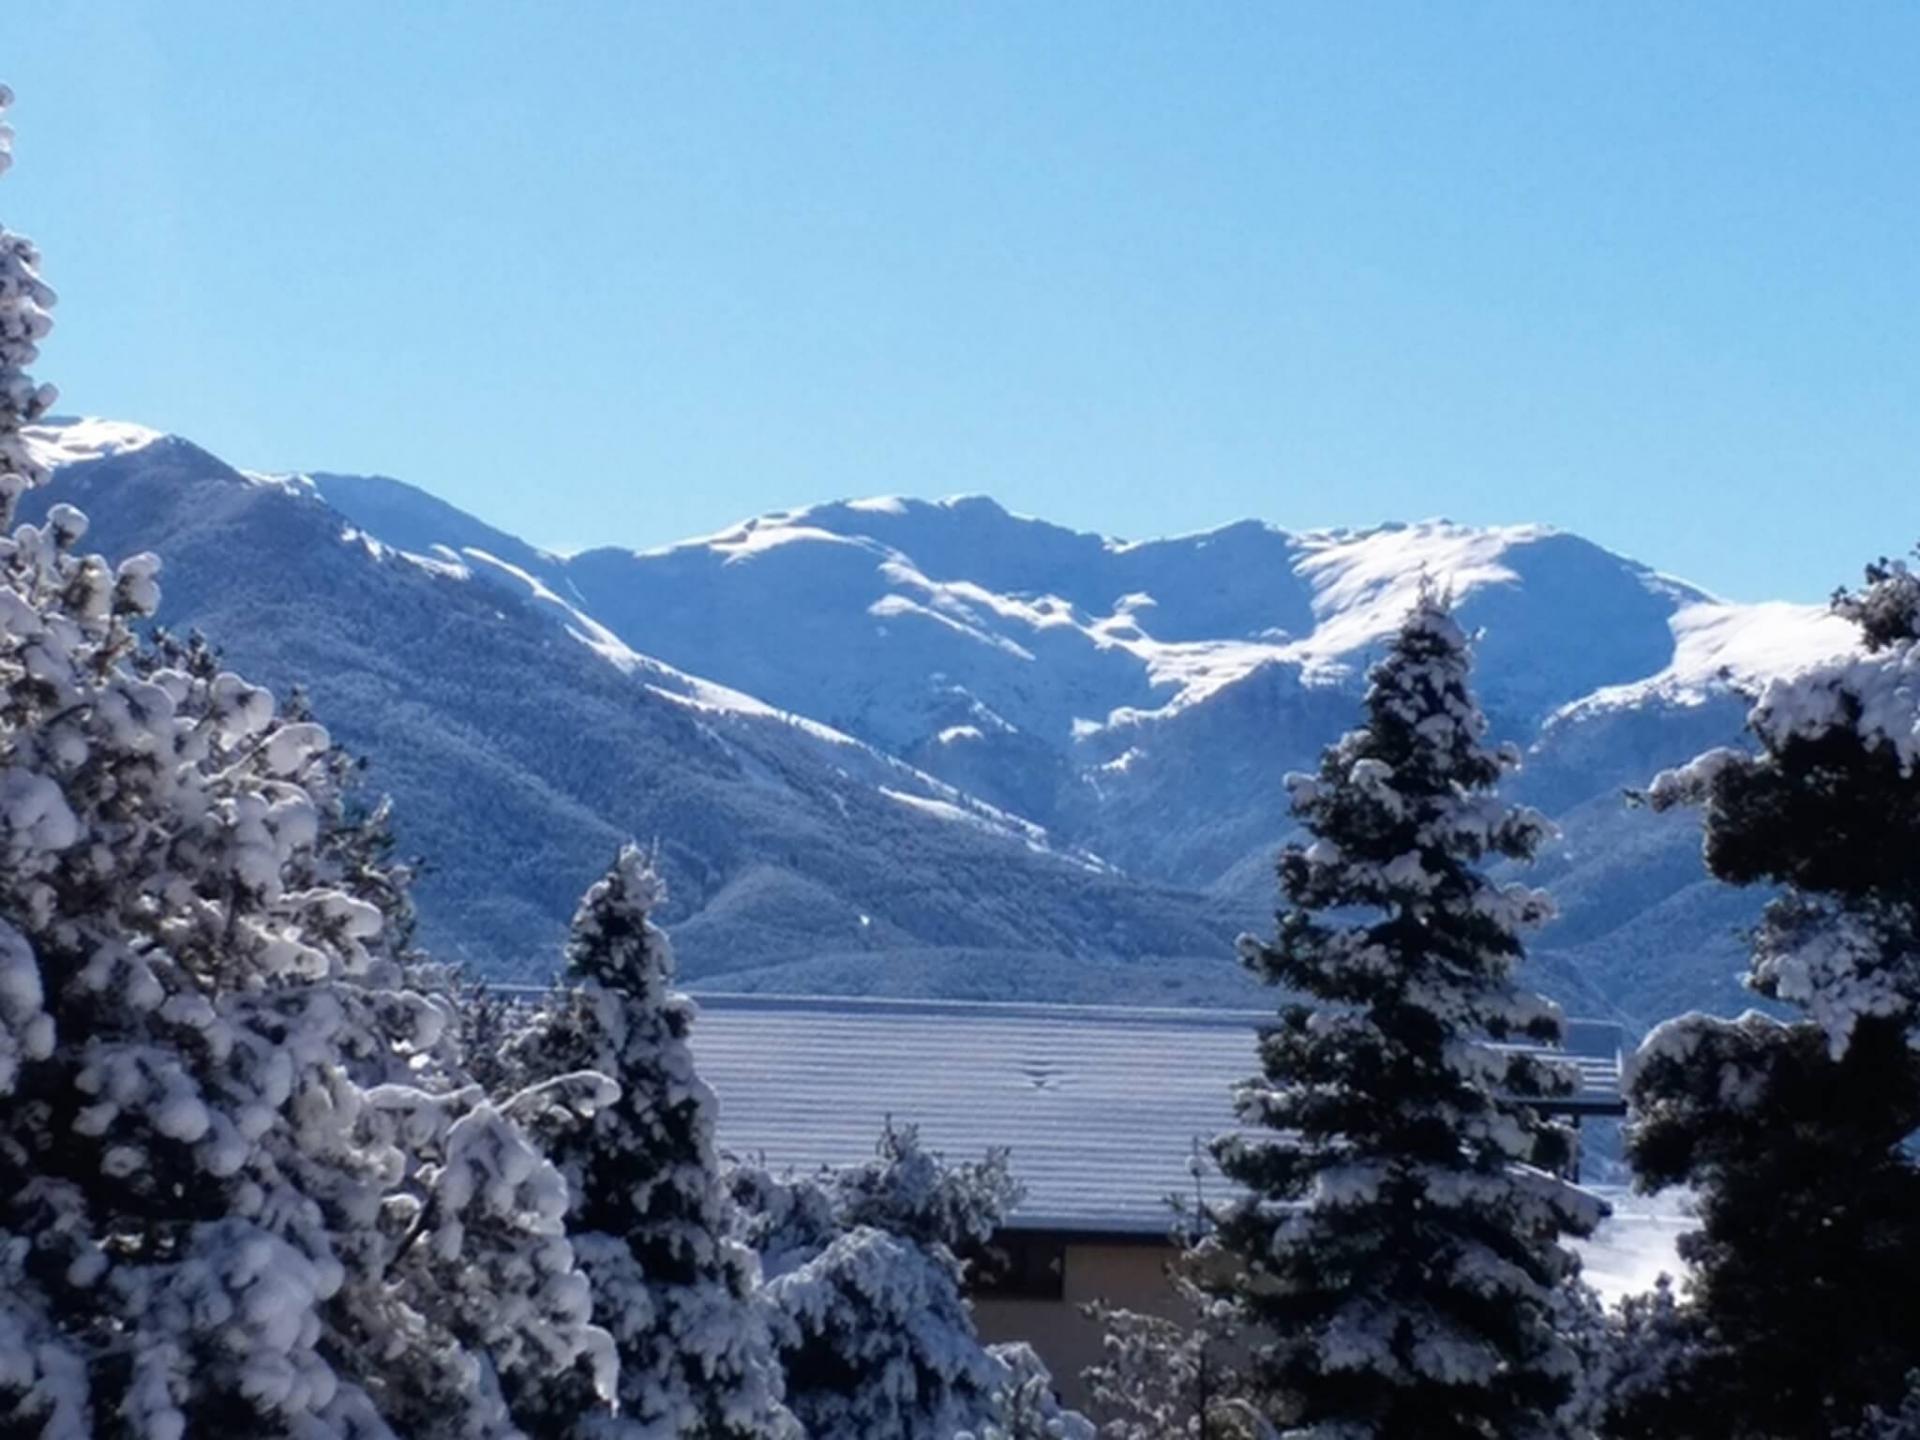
639,519 -> 885,564
881,787 -> 995,828
245,469 -> 321,496
643,671 -> 865,749
1122,639 -> 1291,714
1576,1187 -> 1693,1303
868,592 -> 1038,660
460,547 -> 653,671
878,784 -> 1091,864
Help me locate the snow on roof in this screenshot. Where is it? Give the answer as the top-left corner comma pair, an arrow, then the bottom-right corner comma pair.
691,992 -> 1625,1237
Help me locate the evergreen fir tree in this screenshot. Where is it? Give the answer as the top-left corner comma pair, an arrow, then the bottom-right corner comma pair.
0,86 -> 611,1438
512,846 -> 797,1438
1612,550 -> 1920,1439
1206,590 -> 1604,1440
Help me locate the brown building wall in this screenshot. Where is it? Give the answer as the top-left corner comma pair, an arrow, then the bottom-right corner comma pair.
973,1238 -> 1181,1411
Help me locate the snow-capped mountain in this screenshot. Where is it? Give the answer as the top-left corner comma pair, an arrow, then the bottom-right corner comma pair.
548,497 -> 1850,886
20,422 -> 1239,1000
23,418 -> 1858,1024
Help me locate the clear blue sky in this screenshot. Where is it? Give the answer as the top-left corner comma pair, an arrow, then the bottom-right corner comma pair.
3,3 -> 1916,600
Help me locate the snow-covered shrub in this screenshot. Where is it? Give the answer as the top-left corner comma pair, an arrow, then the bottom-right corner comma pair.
1574,1276 -> 1707,1440
988,1340 -> 1098,1440
811,1120 -> 1020,1261
1206,589 -> 1605,1438
733,1124 -> 1088,1440
767,1223 -> 1006,1438
1085,1286 -> 1264,1440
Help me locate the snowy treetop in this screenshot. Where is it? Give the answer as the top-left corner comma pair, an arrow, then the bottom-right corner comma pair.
1,85 -> 59,515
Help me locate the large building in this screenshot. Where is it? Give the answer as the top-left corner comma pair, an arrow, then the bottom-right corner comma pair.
691,991 -> 1639,1404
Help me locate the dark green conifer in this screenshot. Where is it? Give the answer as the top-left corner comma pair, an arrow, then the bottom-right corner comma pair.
1208,592 -> 1602,1440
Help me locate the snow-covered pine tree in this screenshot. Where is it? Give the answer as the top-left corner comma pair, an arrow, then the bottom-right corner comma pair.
510,846 -> 796,1439
731,1124 -> 1091,1440
0,86 -> 610,1439
1205,589 -> 1605,1440
1612,551 -> 1920,1439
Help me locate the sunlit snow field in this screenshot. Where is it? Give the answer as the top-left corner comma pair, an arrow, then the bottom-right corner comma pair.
1578,1188 -> 1693,1302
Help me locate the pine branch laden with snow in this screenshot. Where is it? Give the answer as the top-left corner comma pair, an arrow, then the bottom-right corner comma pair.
509,845 -> 796,1439
1205,591 -> 1605,1440
0,95 -> 609,1438
371,1082 -> 620,1434
731,1123 -> 1089,1440
1617,553 -> 1920,1438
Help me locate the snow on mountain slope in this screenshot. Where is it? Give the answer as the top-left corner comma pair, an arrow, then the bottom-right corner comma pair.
24,415 -> 166,466
564,496 -> 1839,1026
569,499 -> 1713,741
306,469 -> 576,598
22,428 -> 1238,998
1289,521 -> 1560,665
306,478 -> 1828,1025
309,478 -> 1736,763
32,422 -> 1855,1024
528,498 -> 1728,890
1560,599 -> 1858,716
255,472 -> 1013,783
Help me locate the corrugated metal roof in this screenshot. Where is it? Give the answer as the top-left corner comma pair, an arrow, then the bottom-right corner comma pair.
689,992 -> 1625,1236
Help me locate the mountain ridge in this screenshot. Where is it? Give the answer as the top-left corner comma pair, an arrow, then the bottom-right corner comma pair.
22,416 -> 1856,1026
